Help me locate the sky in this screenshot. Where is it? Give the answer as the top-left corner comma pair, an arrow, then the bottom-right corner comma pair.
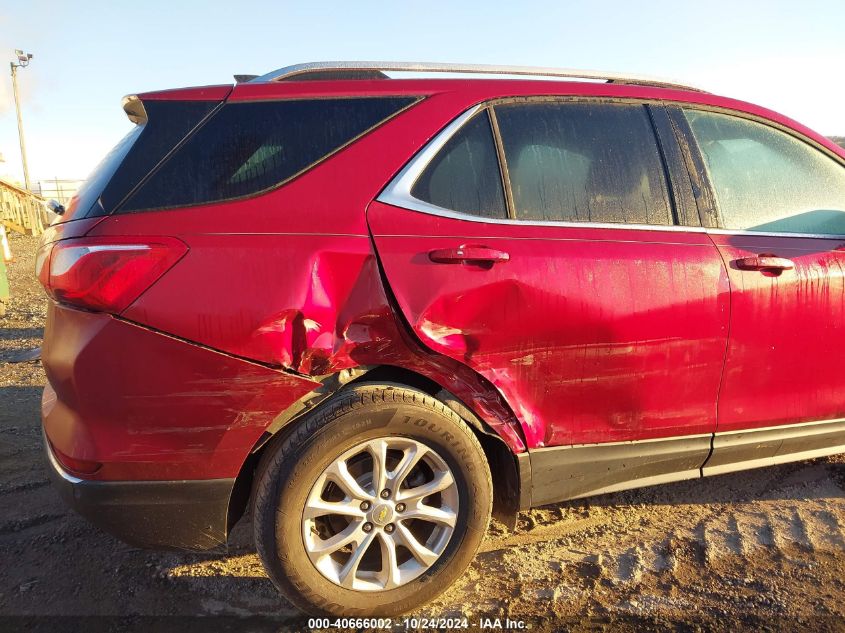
0,0 -> 844,187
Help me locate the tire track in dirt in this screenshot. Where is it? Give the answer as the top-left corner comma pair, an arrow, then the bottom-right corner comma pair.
426,464 -> 845,627
0,512 -> 64,535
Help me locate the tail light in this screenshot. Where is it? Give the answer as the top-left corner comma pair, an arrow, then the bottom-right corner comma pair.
36,236 -> 187,313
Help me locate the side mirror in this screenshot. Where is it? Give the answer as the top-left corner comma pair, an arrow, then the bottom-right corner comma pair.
45,199 -> 65,216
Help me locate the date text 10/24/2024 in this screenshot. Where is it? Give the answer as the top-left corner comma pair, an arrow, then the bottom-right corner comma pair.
307,617 -> 528,629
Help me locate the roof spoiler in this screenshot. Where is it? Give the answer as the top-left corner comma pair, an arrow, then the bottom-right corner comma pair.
121,95 -> 147,125
120,86 -> 234,125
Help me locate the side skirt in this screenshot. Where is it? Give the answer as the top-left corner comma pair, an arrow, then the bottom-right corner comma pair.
528,434 -> 711,507
528,418 -> 845,508
703,418 -> 845,476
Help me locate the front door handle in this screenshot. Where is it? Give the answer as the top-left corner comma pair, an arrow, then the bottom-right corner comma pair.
735,255 -> 795,271
428,246 -> 510,265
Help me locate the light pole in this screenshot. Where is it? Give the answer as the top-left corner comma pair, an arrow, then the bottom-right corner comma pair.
10,49 -> 33,191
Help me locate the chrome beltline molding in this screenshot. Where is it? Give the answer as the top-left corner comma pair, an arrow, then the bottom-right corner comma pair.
704,227 -> 845,240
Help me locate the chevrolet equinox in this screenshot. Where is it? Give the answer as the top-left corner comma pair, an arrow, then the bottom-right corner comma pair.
38,61 -> 845,615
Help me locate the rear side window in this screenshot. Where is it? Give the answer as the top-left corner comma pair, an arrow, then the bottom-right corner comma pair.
63,100 -> 220,222
119,97 -> 416,212
62,126 -> 143,222
495,102 -> 672,225
411,110 -> 507,219
683,109 -> 845,235
100,100 -> 219,213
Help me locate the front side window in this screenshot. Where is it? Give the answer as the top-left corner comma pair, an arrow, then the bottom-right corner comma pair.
411,110 -> 507,219
119,97 -> 416,212
684,109 -> 845,234
494,102 -> 672,225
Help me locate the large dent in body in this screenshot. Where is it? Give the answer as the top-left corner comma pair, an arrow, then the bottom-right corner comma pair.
248,249 -> 527,453
250,250 -> 399,375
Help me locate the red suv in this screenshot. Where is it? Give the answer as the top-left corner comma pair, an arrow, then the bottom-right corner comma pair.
39,61 -> 845,615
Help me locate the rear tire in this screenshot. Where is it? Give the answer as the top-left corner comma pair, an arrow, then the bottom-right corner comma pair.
252,383 -> 492,616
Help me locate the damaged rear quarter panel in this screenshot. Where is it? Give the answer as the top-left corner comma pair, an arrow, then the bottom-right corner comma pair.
116,230 -> 527,453
87,90 -> 530,454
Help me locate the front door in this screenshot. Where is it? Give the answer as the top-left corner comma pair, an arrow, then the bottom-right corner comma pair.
370,100 -> 729,451
675,107 -> 845,469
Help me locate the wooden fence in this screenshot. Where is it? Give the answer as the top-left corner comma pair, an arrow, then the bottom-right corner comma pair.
0,178 -> 53,236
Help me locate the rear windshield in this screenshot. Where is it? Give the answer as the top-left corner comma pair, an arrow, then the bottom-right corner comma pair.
118,96 -> 417,213
61,100 -> 219,222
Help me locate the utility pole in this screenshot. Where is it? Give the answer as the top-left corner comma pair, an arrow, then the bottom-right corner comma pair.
10,50 -> 33,191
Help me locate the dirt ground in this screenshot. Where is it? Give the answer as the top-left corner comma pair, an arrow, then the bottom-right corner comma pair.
1,232 -> 844,632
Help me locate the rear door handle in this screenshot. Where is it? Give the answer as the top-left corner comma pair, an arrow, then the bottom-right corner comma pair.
735,255 -> 795,271
428,246 -> 510,265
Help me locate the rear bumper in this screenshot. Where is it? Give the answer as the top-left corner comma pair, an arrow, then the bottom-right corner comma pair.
44,431 -> 235,550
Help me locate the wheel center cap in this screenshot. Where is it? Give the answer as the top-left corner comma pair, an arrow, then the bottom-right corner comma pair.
370,503 -> 394,526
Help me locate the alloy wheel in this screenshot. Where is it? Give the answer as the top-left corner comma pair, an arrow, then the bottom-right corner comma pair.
301,437 -> 459,591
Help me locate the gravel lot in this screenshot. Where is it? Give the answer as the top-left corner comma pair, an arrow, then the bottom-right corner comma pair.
1,232 -> 844,632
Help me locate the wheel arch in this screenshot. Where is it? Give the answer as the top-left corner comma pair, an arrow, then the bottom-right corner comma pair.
227,365 -> 530,535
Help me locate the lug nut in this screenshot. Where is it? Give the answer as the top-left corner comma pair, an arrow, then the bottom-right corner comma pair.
396,503 -> 406,512
384,523 -> 395,534
380,489 -> 391,499
362,522 -> 373,533
360,501 -> 370,511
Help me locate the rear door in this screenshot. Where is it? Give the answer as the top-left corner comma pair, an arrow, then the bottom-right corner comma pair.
671,107 -> 845,471
369,98 -> 729,450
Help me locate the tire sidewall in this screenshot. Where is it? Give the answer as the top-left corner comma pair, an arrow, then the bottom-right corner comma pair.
258,391 -> 491,615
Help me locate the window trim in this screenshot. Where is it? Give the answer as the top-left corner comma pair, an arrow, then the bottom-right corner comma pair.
664,106 -> 721,229
671,104 -> 845,239
487,106 -> 516,219
378,104 -> 486,219
648,105 -> 701,228
406,106 -> 509,220
379,96 -> 689,232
